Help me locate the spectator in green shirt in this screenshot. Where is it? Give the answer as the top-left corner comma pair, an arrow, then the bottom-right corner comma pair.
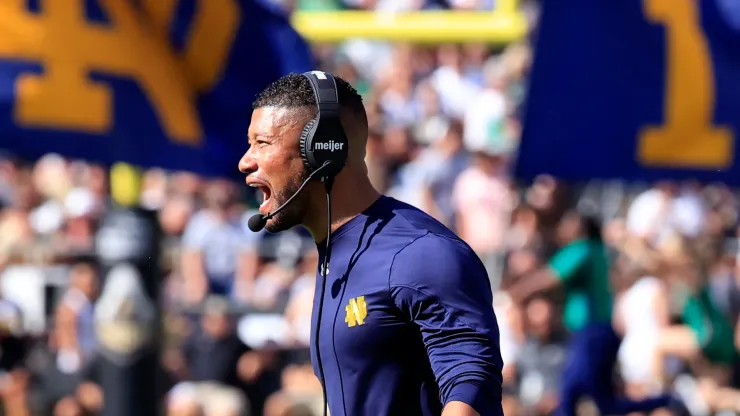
653,248 -> 737,391
509,210 -> 612,330
509,211 -> 681,416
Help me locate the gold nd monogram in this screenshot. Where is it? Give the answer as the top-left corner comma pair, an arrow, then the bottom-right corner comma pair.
345,296 -> 367,327
0,0 -> 240,144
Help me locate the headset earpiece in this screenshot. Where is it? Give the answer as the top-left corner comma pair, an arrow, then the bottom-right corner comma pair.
299,119 -> 317,172
299,71 -> 349,180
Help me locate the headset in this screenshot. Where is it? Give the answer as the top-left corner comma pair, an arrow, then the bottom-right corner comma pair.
247,71 -> 348,416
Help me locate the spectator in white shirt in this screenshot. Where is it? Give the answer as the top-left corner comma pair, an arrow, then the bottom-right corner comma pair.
181,181 -> 258,305
463,60 -> 508,153
431,44 -> 481,120
626,182 -> 706,246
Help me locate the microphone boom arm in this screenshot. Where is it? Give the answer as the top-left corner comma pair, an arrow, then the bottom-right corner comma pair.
247,161 -> 333,232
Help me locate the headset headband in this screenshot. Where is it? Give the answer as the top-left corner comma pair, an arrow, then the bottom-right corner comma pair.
304,71 -> 339,119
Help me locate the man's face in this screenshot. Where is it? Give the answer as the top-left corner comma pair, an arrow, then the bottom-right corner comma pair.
239,107 -> 310,232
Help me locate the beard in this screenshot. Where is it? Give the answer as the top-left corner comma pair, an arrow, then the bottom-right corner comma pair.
264,168 -> 311,233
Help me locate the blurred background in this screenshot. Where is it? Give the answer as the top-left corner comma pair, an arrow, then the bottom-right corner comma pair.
0,0 -> 739,415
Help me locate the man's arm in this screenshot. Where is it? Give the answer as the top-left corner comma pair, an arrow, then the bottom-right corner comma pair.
508,241 -> 589,303
180,215 -> 209,303
54,296 -> 83,373
180,250 -> 207,303
234,218 -> 264,303
506,268 -> 560,304
389,233 -> 504,416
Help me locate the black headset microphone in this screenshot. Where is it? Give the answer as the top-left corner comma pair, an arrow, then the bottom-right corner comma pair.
246,160 -> 334,233
246,71 -> 348,416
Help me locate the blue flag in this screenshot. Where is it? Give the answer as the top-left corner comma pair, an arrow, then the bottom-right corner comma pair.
517,0 -> 740,184
0,0 -> 313,177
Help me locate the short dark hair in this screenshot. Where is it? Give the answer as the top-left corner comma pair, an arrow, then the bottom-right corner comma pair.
253,73 -> 366,119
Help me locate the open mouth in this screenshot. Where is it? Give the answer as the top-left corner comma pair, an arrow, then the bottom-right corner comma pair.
258,185 -> 272,209
247,180 -> 272,212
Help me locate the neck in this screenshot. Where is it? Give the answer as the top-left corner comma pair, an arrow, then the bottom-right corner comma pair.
304,174 -> 381,243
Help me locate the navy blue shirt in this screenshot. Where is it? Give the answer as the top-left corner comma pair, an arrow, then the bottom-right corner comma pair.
311,196 -> 503,416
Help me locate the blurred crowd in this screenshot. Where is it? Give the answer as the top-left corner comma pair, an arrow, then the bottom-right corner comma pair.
0,2 -> 738,416
497,179 -> 740,416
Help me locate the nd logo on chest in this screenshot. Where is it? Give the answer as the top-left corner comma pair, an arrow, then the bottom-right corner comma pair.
345,296 -> 367,327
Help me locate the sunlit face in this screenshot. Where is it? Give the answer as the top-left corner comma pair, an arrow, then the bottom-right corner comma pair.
201,313 -> 230,339
556,212 -> 582,245
71,265 -> 99,299
239,107 -> 310,233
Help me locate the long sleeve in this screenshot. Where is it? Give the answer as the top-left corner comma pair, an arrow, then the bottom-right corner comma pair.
389,233 -> 504,415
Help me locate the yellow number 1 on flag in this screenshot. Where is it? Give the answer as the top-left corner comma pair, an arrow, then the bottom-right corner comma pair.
638,0 -> 734,169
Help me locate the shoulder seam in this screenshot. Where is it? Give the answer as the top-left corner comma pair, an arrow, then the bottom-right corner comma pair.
387,231 -> 431,296
426,231 -> 468,246
393,206 -> 452,234
389,207 -> 419,231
